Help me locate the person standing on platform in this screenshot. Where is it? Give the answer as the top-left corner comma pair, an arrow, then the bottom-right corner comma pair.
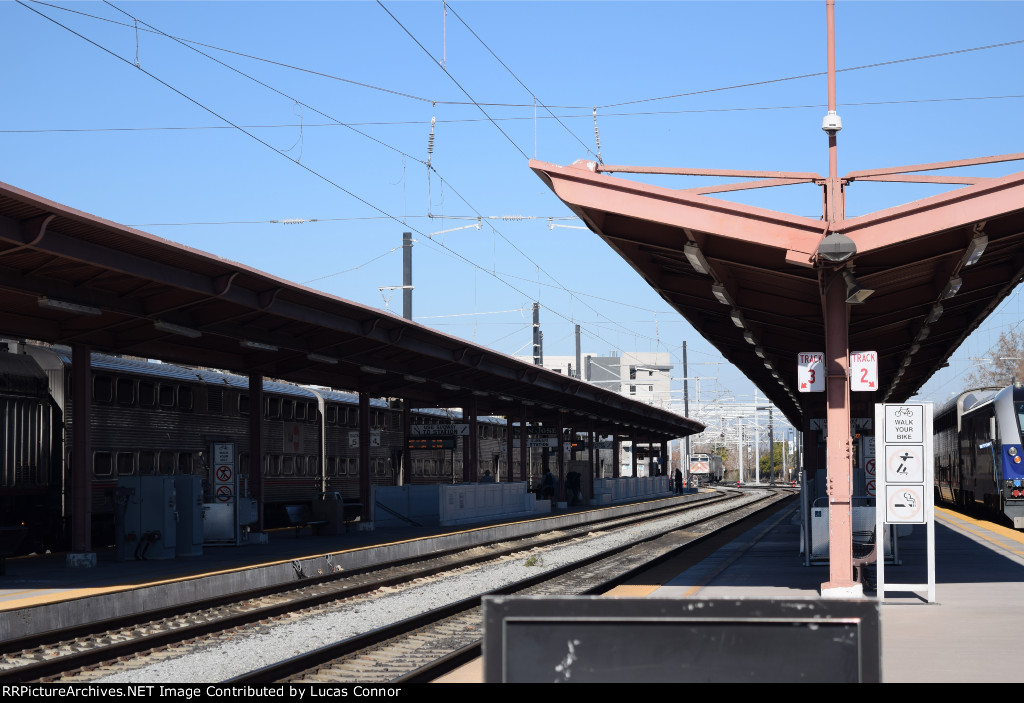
674,467 -> 683,494
479,470 -> 495,483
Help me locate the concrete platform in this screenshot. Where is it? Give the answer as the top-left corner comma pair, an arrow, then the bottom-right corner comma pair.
0,491 -> 696,643
441,502 -> 1024,683
648,503 -> 1024,683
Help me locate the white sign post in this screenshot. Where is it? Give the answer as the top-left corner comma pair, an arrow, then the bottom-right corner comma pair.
797,352 -> 825,393
874,403 -> 935,603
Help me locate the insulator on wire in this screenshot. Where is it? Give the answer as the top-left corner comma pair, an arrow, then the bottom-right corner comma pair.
593,107 -> 603,163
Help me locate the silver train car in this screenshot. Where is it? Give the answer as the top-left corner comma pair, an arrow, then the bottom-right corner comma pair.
934,384 -> 1024,527
0,343 -> 514,552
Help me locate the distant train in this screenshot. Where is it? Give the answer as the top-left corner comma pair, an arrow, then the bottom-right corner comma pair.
934,384 -> 1024,527
687,453 -> 724,486
0,342 -> 518,553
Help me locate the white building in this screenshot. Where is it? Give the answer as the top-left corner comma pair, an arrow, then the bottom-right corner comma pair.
515,351 -> 674,408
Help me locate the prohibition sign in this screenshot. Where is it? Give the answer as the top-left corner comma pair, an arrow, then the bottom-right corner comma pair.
216,465 -> 233,482
866,478 -> 876,497
216,485 -> 234,503
865,459 -> 876,477
886,485 -> 924,523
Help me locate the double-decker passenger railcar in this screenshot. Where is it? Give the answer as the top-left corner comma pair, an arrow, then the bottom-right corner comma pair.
934,384 -> 1024,527
0,342 -> 523,552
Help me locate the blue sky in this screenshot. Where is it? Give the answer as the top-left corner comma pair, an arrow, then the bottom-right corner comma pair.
3,1 -> 1024,431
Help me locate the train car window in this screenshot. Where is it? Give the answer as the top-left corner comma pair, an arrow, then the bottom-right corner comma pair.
239,453 -> 248,477
239,393 -> 250,415
327,456 -> 338,476
208,388 -> 224,415
326,405 -> 338,425
264,454 -> 275,477
159,384 -> 176,409
159,452 -> 175,474
93,376 -> 114,404
294,402 -> 306,421
117,452 -> 134,476
116,378 -> 135,407
282,400 -> 294,421
93,452 -> 113,477
178,386 -> 194,411
139,451 -> 156,474
266,397 -> 281,420
307,456 -> 318,476
139,381 -> 156,408
373,458 -> 384,476
179,453 -> 193,474
282,455 -> 294,475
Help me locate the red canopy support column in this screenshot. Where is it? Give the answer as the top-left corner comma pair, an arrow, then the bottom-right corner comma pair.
359,392 -> 371,524
67,343 -> 95,568
505,414 -> 515,482
519,405 -> 529,482
821,266 -> 858,596
248,372 -> 265,535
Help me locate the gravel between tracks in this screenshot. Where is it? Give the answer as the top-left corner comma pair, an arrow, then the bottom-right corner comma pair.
96,494 -> 764,683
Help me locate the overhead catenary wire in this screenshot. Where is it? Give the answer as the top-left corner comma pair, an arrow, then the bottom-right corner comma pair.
24,0 -> 668,369
26,1 -> 1024,111
11,93 -> 1024,135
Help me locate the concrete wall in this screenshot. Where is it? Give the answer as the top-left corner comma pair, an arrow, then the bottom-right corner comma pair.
593,475 -> 672,505
372,482 -> 543,527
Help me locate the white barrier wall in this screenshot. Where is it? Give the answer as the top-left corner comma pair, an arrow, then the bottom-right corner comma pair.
372,482 -> 544,527
593,476 -> 672,505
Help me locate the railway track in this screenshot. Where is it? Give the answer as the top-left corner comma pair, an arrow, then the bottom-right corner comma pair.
0,488 -> 791,683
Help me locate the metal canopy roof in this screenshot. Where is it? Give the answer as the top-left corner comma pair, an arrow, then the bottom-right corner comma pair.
0,180 -> 701,441
530,158 -> 1024,426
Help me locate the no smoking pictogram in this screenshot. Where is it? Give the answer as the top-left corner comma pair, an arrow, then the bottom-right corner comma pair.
885,485 -> 924,523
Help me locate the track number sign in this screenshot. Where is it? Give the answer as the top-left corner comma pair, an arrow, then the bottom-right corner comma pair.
798,352 -> 825,392
850,351 -> 878,391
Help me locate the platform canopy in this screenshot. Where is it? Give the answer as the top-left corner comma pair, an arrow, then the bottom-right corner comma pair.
0,180 -> 702,441
531,157 -> 1024,425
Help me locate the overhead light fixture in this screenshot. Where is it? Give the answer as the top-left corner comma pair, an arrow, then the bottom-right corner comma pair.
359,365 -> 386,375
917,325 -> 930,341
683,243 -> 711,275
926,304 -> 944,324
241,340 -> 278,351
764,360 -> 774,370
521,400 -> 535,406
754,346 -> 766,358
729,310 -> 746,328
306,353 -> 338,364
441,383 -> 460,391
472,390 -> 489,397
711,283 -> 734,306
542,404 -> 555,410
38,297 -> 102,316
403,374 -> 426,383
154,320 -> 201,339
817,232 -> 857,263
941,277 -> 962,300
909,343 -> 920,355
498,395 -> 513,401
842,270 -> 874,304
743,331 -> 756,345
962,235 -> 988,267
